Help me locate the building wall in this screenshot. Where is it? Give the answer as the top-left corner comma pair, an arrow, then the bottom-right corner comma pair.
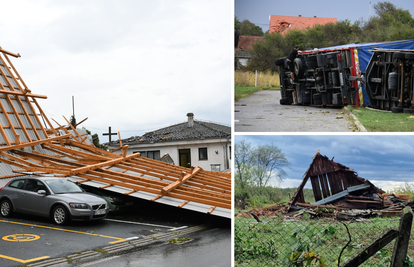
110,139 -> 231,172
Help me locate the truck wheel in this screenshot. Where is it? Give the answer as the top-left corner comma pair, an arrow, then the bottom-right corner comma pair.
294,58 -> 304,78
280,97 -> 291,105
275,57 -> 286,66
405,53 -> 414,60
393,52 -> 406,60
313,93 -> 322,100
403,108 -> 414,113
391,107 -> 403,113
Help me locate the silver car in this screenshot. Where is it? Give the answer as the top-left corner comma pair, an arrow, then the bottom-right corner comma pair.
0,177 -> 109,225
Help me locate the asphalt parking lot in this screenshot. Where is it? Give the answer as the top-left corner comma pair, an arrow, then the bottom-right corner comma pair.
0,198 -> 230,267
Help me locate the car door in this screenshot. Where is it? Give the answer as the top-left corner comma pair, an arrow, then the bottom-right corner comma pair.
22,179 -> 50,217
5,179 -> 27,212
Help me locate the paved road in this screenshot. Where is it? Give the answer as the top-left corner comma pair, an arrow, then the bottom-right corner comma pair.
0,203 -> 229,267
234,90 -> 355,132
65,226 -> 230,267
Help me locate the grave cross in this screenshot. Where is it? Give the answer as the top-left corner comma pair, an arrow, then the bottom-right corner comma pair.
103,126 -> 117,143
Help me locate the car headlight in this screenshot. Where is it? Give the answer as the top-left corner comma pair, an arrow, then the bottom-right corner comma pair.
69,203 -> 89,209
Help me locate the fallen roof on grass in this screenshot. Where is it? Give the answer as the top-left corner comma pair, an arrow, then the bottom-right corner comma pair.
287,150 -> 386,212
0,46 -> 231,218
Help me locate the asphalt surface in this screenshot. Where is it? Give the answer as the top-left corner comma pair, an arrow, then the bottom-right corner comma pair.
0,198 -> 230,267
234,90 -> 356,132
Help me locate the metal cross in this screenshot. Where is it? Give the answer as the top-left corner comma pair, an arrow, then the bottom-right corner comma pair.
103,126 -> 117,143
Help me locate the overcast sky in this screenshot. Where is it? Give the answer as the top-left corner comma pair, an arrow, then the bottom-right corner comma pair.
235,134 -> 414,192
0,0 -> 232,143
235,0 -> 414,32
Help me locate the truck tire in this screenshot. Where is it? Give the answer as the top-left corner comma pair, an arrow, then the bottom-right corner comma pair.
403,108 -> 414,113
393,52 -> 406,60
405,53 -> 414,60
391,107 -> 403,113
313,93 -> 322,100
294,58 -> 304,78
280,97 -> 291,105
275,57 -> 286,66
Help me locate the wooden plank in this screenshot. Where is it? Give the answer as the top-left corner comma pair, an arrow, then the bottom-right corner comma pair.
0,47 -> 21,58
178,201 -> 189,208
207,206 -> 216,214
341,230 -> 398,267
0,134 -> 71,152
161,167 -> 201,194
151,195 -> 163,202
69,152 -> 141,176
310,176 -> 322,201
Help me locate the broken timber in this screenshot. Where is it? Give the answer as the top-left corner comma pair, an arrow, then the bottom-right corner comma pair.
0,46 -> 231,218
286,151 -> 386,213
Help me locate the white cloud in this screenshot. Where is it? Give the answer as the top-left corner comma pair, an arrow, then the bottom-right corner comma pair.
2,0 -> 232,140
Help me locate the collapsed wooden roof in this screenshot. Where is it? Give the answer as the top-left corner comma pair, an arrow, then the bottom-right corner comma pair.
0,46 -> 231,218
287,151 -> 385,212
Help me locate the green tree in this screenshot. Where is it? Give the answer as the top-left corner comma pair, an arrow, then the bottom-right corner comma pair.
240,19 -> 264,36
84,128 -> 107,151
235,141 -> 290,191
235,16 -> 241,31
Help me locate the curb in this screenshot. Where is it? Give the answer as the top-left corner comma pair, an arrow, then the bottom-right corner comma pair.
29,224 -> 209,267
343,106 -> 367,132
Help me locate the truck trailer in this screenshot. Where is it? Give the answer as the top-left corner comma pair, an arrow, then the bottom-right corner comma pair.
275,39 -> 414,113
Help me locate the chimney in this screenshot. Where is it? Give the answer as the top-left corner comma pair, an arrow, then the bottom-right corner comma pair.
299,15 -> 302,17
187,113 -> 194,128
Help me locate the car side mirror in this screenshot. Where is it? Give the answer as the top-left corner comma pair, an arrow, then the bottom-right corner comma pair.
38,190 -> 47,195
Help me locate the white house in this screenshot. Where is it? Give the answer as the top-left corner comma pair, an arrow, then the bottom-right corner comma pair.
106,113 -> 231,172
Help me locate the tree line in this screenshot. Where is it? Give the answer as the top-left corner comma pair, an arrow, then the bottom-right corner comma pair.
235,1 -> 414,72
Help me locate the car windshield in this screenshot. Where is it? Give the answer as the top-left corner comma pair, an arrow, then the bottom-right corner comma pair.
44,179 -> 84,194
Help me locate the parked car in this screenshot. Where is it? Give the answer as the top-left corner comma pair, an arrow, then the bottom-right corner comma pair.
0,176 -> 109,225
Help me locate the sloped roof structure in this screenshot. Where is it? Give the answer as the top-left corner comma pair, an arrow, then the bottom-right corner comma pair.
269,15 -> 337,35
236,36 -> 264,51
0,46 -> 231,218
108,115 -> 230,146
287,151 -> 384,212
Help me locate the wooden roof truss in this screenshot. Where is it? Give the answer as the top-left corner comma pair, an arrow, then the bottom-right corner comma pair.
0,47 -> 231,217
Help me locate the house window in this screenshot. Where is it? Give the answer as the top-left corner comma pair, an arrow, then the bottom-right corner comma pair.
199,147 -> 208,160
133,150 -> 160,160
147,150 -> 160,160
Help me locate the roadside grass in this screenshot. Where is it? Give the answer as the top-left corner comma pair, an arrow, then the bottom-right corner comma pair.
347,106 -> 414,132
235,71 -> 280,101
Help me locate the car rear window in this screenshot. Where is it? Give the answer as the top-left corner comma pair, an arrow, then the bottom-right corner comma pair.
9,179 -> 25,189
44,179 -> 84,194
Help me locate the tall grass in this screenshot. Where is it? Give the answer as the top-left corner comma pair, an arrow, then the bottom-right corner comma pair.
235,71 -> 280,88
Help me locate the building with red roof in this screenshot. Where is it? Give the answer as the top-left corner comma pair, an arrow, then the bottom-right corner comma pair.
269,15 -> 337,35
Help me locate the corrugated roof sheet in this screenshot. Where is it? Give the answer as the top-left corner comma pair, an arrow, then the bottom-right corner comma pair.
0,46 -> 231,218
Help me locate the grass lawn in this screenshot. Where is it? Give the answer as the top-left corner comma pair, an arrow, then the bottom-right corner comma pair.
235,215 -> 413,267
347,106 -> 414,132
235,86 -> 279,101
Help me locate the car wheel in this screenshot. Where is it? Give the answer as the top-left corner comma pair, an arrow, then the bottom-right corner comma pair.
53,205 -> 68,225
0,199 -> 13,218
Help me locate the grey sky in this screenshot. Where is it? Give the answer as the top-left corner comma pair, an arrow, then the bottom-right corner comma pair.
235,0 -> 414,32
1,0 -> 232,142
235,134 -> 414,191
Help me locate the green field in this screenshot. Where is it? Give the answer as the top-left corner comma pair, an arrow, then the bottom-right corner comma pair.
235,214 -> 414,267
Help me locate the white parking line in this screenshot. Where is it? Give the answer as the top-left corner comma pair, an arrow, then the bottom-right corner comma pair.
104,218 -> 183,229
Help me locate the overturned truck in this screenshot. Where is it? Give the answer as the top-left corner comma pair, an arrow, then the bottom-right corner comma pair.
276,40 -> 414,113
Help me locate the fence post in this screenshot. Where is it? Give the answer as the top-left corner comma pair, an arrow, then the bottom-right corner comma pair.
390,206 -> 413,267
255,70 -> 257,87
